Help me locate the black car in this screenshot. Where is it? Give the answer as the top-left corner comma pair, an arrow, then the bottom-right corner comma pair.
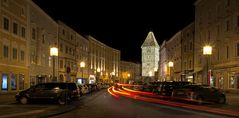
154,81 -> 192,96
172,84 -> 226,104
16,82 -> 79,105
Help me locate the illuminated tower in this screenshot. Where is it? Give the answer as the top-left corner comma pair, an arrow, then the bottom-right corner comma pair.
141,31 -> 159,77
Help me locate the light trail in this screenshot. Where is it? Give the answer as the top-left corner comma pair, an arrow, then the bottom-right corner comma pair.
109,85 -> 239,117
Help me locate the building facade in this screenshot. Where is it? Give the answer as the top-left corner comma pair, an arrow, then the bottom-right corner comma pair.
141,31 -> 159,81
120,61 -> 140,84
58,21 -> 77,83
88,36 -> 120,84
29,1 -> 58,86
158,40 -> 168,81
75,33 -> 89,85
181,22 -> 195,83
0,0 -> 29,92
194,0 -> 239,91
166,31 -> 182,81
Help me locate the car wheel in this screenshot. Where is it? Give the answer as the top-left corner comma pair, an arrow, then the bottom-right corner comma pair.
217,96 -> 226,104
58,96 -> 67,105
196,96 -> 203,104
20,96 -> 28,104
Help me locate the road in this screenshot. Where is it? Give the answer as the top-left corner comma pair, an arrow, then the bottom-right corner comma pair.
52,89 -> 234,118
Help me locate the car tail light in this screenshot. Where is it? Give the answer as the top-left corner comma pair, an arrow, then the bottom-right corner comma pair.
72,90 -> 78,94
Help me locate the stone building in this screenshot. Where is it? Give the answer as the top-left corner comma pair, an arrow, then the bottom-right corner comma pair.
158,40 -> 168,81
166,31 -> 182,81
181,22 -> 195,83
75,33 -> 89,85
88,36 -> 120,84
120,61 -> 140,84
29,1 -> 58,86
194,0 -> 239,91
141,31 -> 159,82
0,0 -> 29,92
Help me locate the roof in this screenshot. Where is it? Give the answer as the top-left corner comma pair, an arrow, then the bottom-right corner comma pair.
141,31 -> 159,48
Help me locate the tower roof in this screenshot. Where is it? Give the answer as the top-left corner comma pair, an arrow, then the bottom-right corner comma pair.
141,31 -> 159,48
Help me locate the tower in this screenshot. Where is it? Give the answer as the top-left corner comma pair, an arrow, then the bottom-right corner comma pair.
141,31 -> 160,78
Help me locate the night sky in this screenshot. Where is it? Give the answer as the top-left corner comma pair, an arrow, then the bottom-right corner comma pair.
32,0 -> 196,63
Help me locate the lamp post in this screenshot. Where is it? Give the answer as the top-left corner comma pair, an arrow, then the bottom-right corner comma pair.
203,45 -> 212,85
127,73 -> 130,84
111,71 -> 115,84
96,68 -> 101,83
80,61 -> 85,82
168,61 -> 174,81
50,47 -> 58,82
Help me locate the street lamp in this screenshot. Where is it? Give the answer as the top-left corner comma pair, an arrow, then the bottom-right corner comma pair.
168,61 -> 174,81
203,45 -> 212,85
111,71 -> 115,84
80,61 -> 85,80
50,47 -> 58,82
96,68 -> 101,83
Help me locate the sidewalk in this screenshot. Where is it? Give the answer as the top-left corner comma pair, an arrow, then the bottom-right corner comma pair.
224,93 -> 239,110
0,92 -> 17,104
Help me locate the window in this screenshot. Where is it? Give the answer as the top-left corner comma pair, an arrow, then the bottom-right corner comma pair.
226,0 -> 230,6
11,74 -> 17,90
32,28 -> 36,40
3,17 -> 9,31
13,48 -> 17,59
189,60 -> 192,69
60,60 -> 63,68
42,34 -> 45,44
229,76 -> 235,88
184,45 -> 186,52
21,50 -> 25,61
237,16 -> 239,27
184,62 -> 186,69
227,46 -> 229,59
208,31 -> 211,40
219,77 -> 224,89
62,29 -> 65,35
189,42 -> 193,51
13,22 -> 18,35
19,74 -> 24,90
218,48 -> 220,60
237,43 -> 239,57
2,74 -> 8,91
21,27 -> 26,38
49,57 -> 52,67
21,7 -> 25,16
3,45 -> 8,58
60,44 -> 63,52
226,20 -> 230,31
65,46 -> 68,54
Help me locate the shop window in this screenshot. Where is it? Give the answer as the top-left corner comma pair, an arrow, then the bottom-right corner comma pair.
19,74 -> 24,90
2,74 -> 8,91
11,74 -> 17,90
30,76 -> 36,87
229,76 -> 236,88
219,77 -> 224,89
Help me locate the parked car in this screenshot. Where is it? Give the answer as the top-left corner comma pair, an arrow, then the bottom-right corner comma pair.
154,81 -> 192,96
16,82 -> 79,105
172,84 -> 226,104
